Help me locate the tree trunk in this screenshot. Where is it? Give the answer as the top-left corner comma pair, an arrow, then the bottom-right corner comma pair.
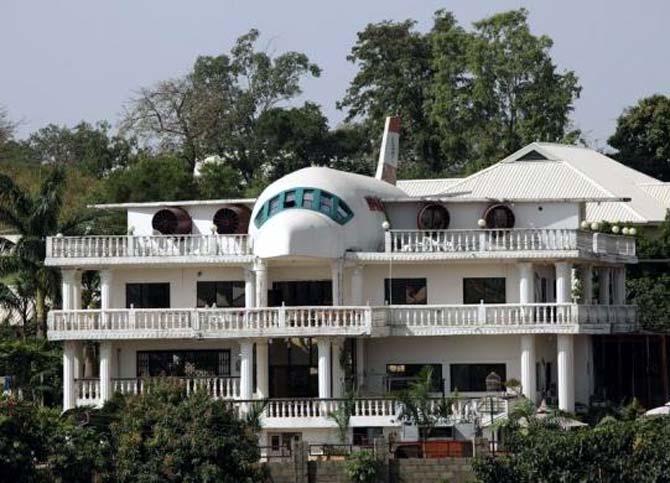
35,287 -> 47,338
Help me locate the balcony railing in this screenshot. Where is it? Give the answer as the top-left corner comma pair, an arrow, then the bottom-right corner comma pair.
46,234 -> 252,259
75,376 -> 240,407
49,303 -> 637,340
385,229 -> 635,257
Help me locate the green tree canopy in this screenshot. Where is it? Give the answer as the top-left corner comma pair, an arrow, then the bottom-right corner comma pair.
608,94 -> 670,181
339,9 -> 581,176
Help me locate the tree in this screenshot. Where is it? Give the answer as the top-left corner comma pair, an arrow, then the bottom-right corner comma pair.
110,383 -> 262,482
0,168 -> 92,337
0,105 -> 17,147
123,29 -> 321,180
0,339 -> 61,403
25,121 -> 136,177
339,9 -> 581,176
608,95 -> 670,181
195,157 -> 244,199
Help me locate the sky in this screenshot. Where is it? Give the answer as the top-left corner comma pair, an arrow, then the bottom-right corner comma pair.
2,0 -> 670,149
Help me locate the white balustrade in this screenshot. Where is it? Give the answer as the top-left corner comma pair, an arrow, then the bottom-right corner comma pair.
75,379 -> 101,406
385,229 -> 635,256
109,377 -> 240,400
47,234 -> 252,259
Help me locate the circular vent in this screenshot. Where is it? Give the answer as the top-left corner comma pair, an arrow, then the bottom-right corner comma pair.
484,204 -> 515,229
417,203 -> 450,230
152,207 -> 192,235
213,205 -> 251,234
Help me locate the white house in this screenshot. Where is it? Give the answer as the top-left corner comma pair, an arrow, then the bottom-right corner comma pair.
46,121 -> 647,449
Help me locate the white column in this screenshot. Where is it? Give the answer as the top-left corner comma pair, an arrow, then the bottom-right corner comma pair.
99,341 -> 113,402
557,334 -> 575,413
331,259 -> 343,306
598,267 -> 611,305
317,338 -> 332,399
612,267 -> 626,305
351,265 -> 364,306
332,338 -> 345,398
244,267 -> 256,308
581,265 -> 593,304
73,341 -> 83,380
519,263 -> 534,304
356,338 -> 366,390
254,260 -> 268,308
255,339 -> 269,399
99,270 -> 113,309
63,341 -> 76,410
72,270 -> 82,310
555,262 -> 572,304
61,270 -> 75,310
520,335 -> 536,403
239,340 -> 254,400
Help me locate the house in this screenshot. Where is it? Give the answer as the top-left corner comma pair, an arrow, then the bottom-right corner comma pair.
46,119 -> 642,448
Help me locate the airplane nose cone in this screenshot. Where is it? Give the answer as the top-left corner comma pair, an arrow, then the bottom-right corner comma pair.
252,210 -> 344,259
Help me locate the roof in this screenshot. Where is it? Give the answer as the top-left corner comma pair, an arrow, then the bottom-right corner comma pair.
396,143 -> 670,223
90,198 -> 257,209
396,178 -> 460,197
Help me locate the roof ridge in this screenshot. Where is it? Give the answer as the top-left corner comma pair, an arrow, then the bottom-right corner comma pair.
558,158 -> 618,198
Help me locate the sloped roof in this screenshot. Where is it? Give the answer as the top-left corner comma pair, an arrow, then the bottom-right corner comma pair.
395,142 -> 670,224
396,178 -> 460,197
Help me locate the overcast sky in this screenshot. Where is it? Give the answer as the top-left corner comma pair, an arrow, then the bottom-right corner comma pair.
2,0 -> 669,148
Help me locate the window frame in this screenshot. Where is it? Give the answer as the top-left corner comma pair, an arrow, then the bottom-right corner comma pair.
125,283 -> 171,309
462,277 -> 506,304
384,278 -> 428,305
196,281 -> 245,308
136,349 -> 231,378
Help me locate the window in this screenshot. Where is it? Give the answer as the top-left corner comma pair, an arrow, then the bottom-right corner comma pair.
136,350 -> 230,377
386,363 -> 443,392
484,204 -> 515,229
126,283 -> 170,308
253,187 -> 354,228
463,278 -> 506,304
417,203 -> 450,230
450,363 -> 506,392
384,278 -> 427,305
197,281 -> 245,308
270,281 -> 332,306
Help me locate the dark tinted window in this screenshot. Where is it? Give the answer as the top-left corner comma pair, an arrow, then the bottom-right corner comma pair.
126,283 -> 170,308
137,350 -> 230,377
196,281 -> 245,308
450,363 -> 506,392
463,278 -> 506,304
384,278 -> 427,305
386,363 -> 442,392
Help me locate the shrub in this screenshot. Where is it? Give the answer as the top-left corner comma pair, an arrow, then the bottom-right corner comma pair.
345,449 -> 382,483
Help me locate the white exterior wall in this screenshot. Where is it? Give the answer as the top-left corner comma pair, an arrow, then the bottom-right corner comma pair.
387,202 -> 580,230
127,204 -> 252,236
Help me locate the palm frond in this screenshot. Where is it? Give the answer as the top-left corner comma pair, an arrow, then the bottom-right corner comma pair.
0,207 -> 26,234
0,173 -> 31,217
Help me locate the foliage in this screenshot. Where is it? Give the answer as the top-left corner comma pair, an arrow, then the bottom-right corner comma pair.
329,392 -> 355,443
0,167 -> 93,336
345,449 -> 382,483
608,94 -> 670,181
339,9 -> 581,176
195,157 -> 244,199
110,382 -> 262,482
25,121 -> 137,177
0,339 -> 61,403
473,416 -> 670,483
0,105 -> 17,147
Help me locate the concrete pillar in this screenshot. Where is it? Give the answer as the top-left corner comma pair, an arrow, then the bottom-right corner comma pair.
331,259 -> 343,306
72,270 -> 82,310
99,341 -> 113,402
61,270 -> 75,310
598,267 -> 611,305
73,341 -> 83,380
519,263 -> 534,304
555,262 -> 572,304
254,260 -> 268,308
557,334 -> 575,413
581,265 -> 593,304
63,341 -> 76,410
612,267 -> 626,305
332,338 -> 345,398
317,338 -> 332,399
239,340 -> 254,400
351,265 -> 364,306
244,267 -> 256,309
255,339 -> 269,399
356,338 -> 366,390
99,270 -> 113,309
520,335 -> 537,403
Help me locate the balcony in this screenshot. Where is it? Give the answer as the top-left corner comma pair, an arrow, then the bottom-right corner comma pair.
45,234 -> 253,266
48,303 -> 637,341
73,377 -> 509,427
379,229 -> 636,261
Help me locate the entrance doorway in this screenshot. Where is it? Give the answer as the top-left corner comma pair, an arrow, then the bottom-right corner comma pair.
269,338 -> 319,398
